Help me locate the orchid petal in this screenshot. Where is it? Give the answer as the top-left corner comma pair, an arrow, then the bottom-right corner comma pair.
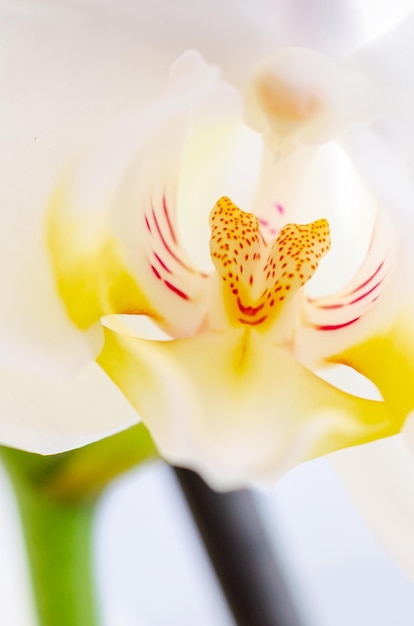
0,3 -> 203,375
98,322 -> 394,489
4,0 -> 381,107
297,211 -> 414,426
349,8 -> 414,144
268,0 -> 414,52
297,206 -> 403,357
2,1 -> 276,374
48,52 -> 224,340
345,122 -> 414,271
0,361 -> 138,455
286,121 -> 414,426
297,115 -> 414,426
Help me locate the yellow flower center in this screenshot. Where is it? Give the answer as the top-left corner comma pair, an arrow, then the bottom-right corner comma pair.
210,196 -> 330,330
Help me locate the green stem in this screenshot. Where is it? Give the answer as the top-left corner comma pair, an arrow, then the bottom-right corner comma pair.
2,449 -> 98,626
0,424 -> 158,626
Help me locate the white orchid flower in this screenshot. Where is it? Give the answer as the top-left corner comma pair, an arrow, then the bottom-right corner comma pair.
2,1 -> 414,492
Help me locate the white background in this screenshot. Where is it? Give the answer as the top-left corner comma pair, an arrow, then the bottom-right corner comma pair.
0,456 -> 413,625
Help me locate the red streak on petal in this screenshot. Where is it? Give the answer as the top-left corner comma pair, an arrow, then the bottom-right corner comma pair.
164,280 -> 190,300
237,297 -> 264,317
152,207 -> 195,273
145,216 -> 152,233
163,196 -> 177,245
312,262 -> 385,308
238,316 -> 267,326
349,261 -> 384,295
154,252 -> 172,274
317,302 -> 345,310
317,317 -> 360,331
151,265 -> 162,280
348,280 -> 382,305
274,203 -> 285,214
316,280 -> 383,310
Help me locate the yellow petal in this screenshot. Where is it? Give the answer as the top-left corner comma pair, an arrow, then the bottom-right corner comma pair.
47,191 -> 155,331
98,321 -> 394,489
336,303 -> 414,424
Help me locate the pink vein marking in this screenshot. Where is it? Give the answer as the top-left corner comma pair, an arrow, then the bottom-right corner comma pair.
349,261 -> 384,295
317,280 -> 383,310
151,207 -> 195,273
151,265 -> 162,280
145,216 -> 152,233
317,317 -> 360,331
238,316 -> 267,326
164,280 -> 190,300
316,302 -> 345,310
154,252 -> 172,274
274,203 -> 284,214
163,196 -> 177,245
237,297 -> 264,317
348,280 -> 382,305
313,261 -> 385,309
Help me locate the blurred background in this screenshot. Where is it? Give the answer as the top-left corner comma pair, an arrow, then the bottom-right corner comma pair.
0,455 -> 413,626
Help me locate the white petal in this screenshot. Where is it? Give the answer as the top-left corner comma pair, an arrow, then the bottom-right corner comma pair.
270,0 -> 414,52
294,131 -> 414,372
60,51 -> 226,339
297,207 -> 407,368
344,122 -> 414,270
1,0 -> 246,375
330,433 -> 414,579
0,3 -> 185,374
0,362 -> 138,455
349,8 -> 414,142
